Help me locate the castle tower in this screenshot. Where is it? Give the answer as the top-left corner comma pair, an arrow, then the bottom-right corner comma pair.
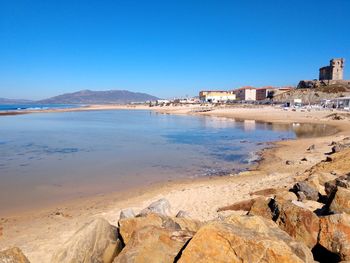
319,58 -> 344,81
330,58 -> 344,80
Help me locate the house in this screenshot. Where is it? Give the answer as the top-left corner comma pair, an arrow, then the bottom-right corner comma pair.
255,87 -> 276,100
234,87 -> 257,101
199,91 -> 236,103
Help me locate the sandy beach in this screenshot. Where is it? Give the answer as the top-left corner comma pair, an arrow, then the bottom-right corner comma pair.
1,105 -> 350,262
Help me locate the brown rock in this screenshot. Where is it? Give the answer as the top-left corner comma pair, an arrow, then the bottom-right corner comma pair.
217,198 -> 256,212
51,218 -> 122,263
247,196 -> 273,220
0,247 -> 30,263
329,187 -> 350,214
113,226 -> 193,263
118,213 -> 202,245
319,213 -> 350,260
178,215 -> 314,263
276,201 -> 319,248
292,181 -> 319,201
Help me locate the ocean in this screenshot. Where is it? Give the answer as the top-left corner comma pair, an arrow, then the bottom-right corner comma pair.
0,104 -> 79,111
0,110 -> 331,215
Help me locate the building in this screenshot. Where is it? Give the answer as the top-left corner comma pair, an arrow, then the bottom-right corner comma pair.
234,87 -> 256,101
319,58 -> 344,81
298,58 -> 349,88
255,87 -> 276,100
199,91 -> 236,103
331,97 -> 350,111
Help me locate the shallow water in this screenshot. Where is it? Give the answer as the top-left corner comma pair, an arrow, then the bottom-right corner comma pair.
0,110 -> 333,214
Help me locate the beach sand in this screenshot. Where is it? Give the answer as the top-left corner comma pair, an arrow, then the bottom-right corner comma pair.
0,105 -> 349,262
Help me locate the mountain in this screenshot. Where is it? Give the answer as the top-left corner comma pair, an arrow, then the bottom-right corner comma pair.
0,98 -> 34,104
37,90 -> 159,104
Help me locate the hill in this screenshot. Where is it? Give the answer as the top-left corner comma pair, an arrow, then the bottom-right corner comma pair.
273,84 -> 350,104
0,98 -> 34,104
37,90 -> 159,104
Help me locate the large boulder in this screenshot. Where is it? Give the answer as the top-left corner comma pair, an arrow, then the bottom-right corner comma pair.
292,181 -> 319,201
0,247 -> 30,263
329,187 -> 350,214
319,213 -> 350,261
51,218 -> 123,263
119,208 -> 136,220
247,196 -> 274,220
113,226 -> 193,263
276,201 -> 319,248
178,215 -> 314,263
118,213 -> 202,245
217,198 -> 257,212
138,198 -> 171,216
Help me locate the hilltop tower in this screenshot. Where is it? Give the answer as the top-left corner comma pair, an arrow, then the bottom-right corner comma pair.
319,58 -> 344,81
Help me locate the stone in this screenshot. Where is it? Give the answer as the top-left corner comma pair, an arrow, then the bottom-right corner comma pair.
318,172 -> 337,185
329,187 -> 350,214
286,160 -> 294,165
178,215 -> 314,263
292,181 -> 319,201
307,144 -> 315,151
217,198 -> 257,212
247,196 -> 273,220
175,210 -> 190,218
0,247 -> 30,263
51,218 -> 122,263
138,198 -> 171,216
119,208 -> 135,219
118,213 -> 202,245
113,226 -> 193,263
297,191 -> 307,201
319,213 -> 350,261
332,145 -> 342,154
276,201 -> 320,248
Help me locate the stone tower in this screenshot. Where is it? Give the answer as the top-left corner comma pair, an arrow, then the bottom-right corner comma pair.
319,58 -> 344,81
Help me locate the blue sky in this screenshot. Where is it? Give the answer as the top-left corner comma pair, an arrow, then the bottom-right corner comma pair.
0,0 -> 349,100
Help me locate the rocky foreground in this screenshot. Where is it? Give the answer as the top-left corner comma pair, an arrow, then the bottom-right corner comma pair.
1,138 -> 350,263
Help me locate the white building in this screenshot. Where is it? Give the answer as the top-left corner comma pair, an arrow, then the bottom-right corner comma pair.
199,91 -> 236,103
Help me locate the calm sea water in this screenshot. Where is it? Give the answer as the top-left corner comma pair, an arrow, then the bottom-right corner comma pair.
0,110 -> 331,214
0,104 -> 79,111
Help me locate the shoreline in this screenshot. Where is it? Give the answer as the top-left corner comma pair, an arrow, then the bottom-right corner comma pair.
1,105 -> 350,262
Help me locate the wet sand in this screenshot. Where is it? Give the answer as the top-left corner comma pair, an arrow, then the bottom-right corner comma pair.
0,105 -> 349,262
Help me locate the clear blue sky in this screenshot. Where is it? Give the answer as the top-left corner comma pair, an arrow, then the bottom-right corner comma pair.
0,0 -> 349,100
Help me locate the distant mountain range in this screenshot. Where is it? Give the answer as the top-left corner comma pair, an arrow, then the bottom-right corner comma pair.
0,90 -> 159,105
0,98 -> 34,104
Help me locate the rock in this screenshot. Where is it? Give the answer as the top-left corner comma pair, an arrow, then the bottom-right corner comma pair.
274,191 -> 298,202
292,181 -> 319,201
119,208 -> 135,219
325,156 -> 333,162
138,198 -> 171,216
118,213 -> 202,245
175,210 -> 190,218
297,191 -> 307,201
307,144 -> 315,151
247,196 -> 274,220
319,213 -> 350,261
276,201 -> 319,248
318,173 -> 337,185
178,215 -> 314,263
217,198 -> 257,212
286,160 -> 294,165
301,157 -> 308,161
0,247 -> 30,263
331,145 -> 342,154
51,218 -> 122,263
325,180 -> 338,197
329,187 -> 350,214
113,226 -> 193,263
